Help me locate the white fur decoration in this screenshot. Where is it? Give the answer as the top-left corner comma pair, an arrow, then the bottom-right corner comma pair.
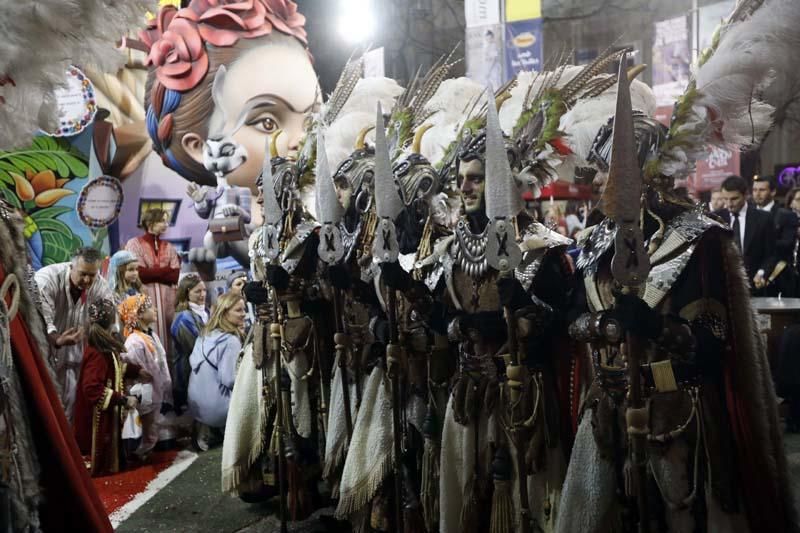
0,0 -> 155,150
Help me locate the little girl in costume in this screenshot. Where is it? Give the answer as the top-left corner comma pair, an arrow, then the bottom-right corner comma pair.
118,294 -> 173,459
108,250 -> 143,303
74,299 -> 150,476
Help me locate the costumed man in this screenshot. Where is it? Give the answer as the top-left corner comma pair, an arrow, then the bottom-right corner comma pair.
1,200 -> 113,532
222,132 -> 324,520
416,92 -> 575,533
333,57 -> 462,530
35,246 -> 114,423
556,4 -> 800,530
419,47 -> 642,532
376,75 -> 486,532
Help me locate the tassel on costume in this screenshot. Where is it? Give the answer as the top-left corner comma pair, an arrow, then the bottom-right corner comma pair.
490,445 -> 515,533
421,404 -> 440,532
404,471 -> 427,533
460,474 -> 482,533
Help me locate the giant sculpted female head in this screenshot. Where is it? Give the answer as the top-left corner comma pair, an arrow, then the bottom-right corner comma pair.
141,0 -> 319,189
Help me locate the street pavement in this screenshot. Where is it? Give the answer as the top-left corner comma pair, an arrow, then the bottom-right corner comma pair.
117,435 -> 800,532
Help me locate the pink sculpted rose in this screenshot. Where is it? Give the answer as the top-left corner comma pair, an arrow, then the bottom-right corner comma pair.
143,0 -> 308,92
147,17 -> 209,92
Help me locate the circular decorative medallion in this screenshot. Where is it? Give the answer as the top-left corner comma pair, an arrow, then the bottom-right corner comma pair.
45,66 -> 97,137
77,175 -> 124,228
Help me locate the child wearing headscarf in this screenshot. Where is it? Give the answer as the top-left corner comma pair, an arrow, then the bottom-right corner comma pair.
118,294 -> 173,460
108,250 -> 142,303
74,299 -> 150,476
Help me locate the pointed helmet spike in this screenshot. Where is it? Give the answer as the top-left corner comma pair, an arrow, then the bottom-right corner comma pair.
355,125 -> 375,150
601,51 -> 641,221
484,87 -> 521,219
315,128 -> 343,224
411,124 -> 434,155
270,130 -> 283,159
373,102 -> 403,221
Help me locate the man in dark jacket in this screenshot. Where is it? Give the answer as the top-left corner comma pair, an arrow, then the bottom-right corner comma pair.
752,175 -> 799,295
715,175 -> 776,291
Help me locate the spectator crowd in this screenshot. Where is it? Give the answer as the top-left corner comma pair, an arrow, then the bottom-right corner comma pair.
36,208 -> 249,477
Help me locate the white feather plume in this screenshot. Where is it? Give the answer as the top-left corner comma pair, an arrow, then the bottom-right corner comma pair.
0,0 -> 155,150
337,77 -> 404,118
418,77 -> 485,165
657,0 -> 800,177
560,78 -> 656,163
499,66 -> 585,134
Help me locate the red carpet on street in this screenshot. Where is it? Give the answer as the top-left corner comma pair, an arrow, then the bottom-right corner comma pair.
92,450 -> 180,515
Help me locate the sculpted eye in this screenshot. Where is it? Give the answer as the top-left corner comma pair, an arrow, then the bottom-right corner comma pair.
259,117 -> 278,133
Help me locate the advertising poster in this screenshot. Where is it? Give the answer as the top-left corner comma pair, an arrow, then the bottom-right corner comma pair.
504,18 -> 543,82
505,0 -> 541,22
691,146 -> 740,191
466,23 -> 504,89
652,16 -> 690,107
465,0 -> 501,27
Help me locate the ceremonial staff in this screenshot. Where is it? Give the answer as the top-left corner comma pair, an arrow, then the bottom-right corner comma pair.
603,55 -> 652,533
483,90 -> 531,533
314,130 -> 353,441
372,103 -> 405,533
258,139 -> 289,533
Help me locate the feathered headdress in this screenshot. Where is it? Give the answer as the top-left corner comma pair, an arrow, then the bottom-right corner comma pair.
645,0 -> 800,183
0,0 -> 154,150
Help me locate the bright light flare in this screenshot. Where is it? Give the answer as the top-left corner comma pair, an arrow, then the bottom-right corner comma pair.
337,0 -> 375,44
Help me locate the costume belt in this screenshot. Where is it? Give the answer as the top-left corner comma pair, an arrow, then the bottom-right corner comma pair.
593,351 -> 700,396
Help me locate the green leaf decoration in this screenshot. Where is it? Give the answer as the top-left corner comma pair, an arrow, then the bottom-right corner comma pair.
30,206 -> 72,222
0,136 -> 89,185
0,186 -> 21,209
32,217 -> 73,234
41,229 -> 77,265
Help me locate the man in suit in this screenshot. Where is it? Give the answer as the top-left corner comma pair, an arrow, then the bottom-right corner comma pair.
752,175 -> 799,295
716,175 -> 776,291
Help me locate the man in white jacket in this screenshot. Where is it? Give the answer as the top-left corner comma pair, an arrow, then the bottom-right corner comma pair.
35,246 -> 113,423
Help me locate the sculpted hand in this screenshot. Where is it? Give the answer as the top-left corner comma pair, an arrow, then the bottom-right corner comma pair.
753,271 -> 766,289
126,396 -> 139,409
222,205 -> 240,217
187,182 -> 207,203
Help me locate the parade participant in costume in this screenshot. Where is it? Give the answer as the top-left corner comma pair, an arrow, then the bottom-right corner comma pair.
140,0 -> 320,269
125,208 -> 181,358
1,200 -> 114,532
367,76 -> 486,532
74,299 -> 149,476
557,3 -> 800,530
332,57 -> 461,530
107,250 -> 143,302
171,274 -> 209,413
415,93 -> 574,533
188,292 -> 245,450
35,246 -> 114,424
118,294 -> 174,460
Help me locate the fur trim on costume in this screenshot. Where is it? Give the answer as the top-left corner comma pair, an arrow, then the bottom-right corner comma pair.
719,233 -> 800,532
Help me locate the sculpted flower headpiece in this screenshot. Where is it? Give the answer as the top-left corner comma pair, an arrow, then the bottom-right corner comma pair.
140,0 -> 308,92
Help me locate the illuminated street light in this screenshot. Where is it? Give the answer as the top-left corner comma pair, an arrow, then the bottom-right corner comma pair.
338,0 -> 375,43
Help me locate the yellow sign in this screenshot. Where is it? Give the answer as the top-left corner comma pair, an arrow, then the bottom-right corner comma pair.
505,0 -> 542,22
